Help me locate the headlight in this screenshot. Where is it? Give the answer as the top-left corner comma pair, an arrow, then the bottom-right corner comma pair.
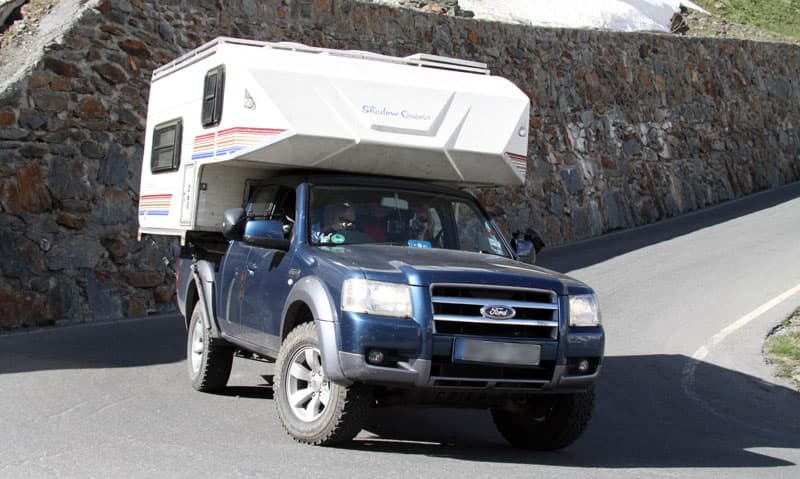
569,294 -> 601,327
341,279 -> 413,318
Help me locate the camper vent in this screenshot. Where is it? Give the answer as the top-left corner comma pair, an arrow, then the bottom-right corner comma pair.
402,53 -> 489,75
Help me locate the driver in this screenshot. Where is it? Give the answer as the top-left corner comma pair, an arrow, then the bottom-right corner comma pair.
314,203 -> 372,244
323,203 -> 357,234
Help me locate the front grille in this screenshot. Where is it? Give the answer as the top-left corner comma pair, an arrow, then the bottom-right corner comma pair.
434,321 -> 553,339
428,284 -> 560,388
431,284 -> 559,340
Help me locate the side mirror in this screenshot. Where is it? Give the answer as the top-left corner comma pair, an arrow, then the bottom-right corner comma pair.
222,208 -> 246,241
243,219 -> 290,251
512,228 -> 545,264
513,239 -> 535,262
525,228 -> 545,254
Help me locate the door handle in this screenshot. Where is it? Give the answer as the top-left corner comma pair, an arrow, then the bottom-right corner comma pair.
247,263 -> 257,274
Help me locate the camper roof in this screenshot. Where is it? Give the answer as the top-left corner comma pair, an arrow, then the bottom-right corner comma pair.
143,37 -> 530,188
152,37 -> 491,82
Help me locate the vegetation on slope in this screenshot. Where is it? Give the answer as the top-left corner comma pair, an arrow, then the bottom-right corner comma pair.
690,0 -> 800,43
765,308 -> 800,390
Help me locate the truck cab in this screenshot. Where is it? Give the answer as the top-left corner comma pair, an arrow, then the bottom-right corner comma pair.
176,173 -> 603,448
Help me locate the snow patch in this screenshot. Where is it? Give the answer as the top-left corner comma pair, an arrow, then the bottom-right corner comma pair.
383,0 -> 708,32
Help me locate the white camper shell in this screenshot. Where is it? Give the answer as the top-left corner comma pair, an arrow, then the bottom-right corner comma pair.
138,37 -> 530,242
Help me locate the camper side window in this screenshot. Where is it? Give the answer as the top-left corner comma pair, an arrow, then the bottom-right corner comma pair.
202,65 -> 225,127
150,119 -> 182,173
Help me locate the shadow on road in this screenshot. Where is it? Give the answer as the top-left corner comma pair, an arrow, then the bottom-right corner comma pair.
537,181 -> 800,273
0,315 -> 186,374
214,384 -> 275,400
354,355 -> 800,468
1,313 -> 798,468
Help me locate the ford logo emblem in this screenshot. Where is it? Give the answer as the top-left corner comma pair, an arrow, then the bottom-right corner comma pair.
480,305 -> 516,320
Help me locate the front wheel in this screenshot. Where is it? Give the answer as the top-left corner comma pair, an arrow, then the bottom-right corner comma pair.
187,302 -> 234,392
274,322 -> 371,445
491,387 -> 595,451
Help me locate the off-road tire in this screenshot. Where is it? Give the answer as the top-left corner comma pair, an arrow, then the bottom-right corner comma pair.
491,386 -> 595,451
274,322 -> 372,446
187,302 -> 234,392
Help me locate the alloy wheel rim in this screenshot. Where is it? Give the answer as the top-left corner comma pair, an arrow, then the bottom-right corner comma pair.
190,320 -> 204,374
285,345 -> 330,422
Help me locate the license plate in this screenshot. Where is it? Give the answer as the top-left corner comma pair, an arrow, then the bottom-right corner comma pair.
453,338 -> 541,366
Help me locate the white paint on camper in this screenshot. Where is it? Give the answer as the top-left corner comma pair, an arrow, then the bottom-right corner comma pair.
138,38 -> 530,242
180,163 -> 195,226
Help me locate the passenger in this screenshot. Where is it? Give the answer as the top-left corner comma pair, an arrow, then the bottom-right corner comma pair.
410,206 -> 434,243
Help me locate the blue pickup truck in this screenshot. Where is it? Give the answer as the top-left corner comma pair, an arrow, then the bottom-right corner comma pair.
175,172 -> 604,449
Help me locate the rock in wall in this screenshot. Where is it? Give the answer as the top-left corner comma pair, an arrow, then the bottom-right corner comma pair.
0,0 -> 798,327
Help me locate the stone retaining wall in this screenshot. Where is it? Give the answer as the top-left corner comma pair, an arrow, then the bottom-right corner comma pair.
0,0 -> 798,327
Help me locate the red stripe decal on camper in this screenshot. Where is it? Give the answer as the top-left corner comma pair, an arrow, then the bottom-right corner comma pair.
192,127 -> 287,160
505,152 -> 528,176
194,132 -> 216,141
216,127 -> 287,135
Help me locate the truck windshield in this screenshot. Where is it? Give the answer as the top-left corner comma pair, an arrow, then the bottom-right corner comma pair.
308,185 -> 510,257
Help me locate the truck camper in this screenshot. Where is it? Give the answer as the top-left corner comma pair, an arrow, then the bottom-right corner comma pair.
138,37 -> 530,243
139,37 -> 604,449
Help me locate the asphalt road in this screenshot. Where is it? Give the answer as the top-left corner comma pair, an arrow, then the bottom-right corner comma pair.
2,182 -> 800,478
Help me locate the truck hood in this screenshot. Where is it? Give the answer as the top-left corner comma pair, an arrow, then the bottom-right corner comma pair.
309,245 -> 590,296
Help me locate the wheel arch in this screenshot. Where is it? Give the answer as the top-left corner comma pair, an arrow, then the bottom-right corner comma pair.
281,276 -> 350,384
184,281 -> 199,330
190,259 -> 222,338
282,300 -> 315,341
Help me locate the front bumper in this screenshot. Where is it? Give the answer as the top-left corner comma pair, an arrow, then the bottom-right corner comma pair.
337,351 -> 601,392
329,311 -> 603,392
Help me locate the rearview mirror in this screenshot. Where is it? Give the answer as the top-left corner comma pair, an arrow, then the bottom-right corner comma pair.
381,196 -> 408,210
222,208 -> 246,241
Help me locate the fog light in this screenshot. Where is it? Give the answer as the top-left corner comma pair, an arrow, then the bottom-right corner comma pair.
367,349 -> 384,365
577,359 -> 590,373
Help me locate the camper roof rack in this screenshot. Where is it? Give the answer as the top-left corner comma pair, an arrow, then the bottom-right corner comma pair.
153,37 -> 490,80
401,53 -> 488,74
